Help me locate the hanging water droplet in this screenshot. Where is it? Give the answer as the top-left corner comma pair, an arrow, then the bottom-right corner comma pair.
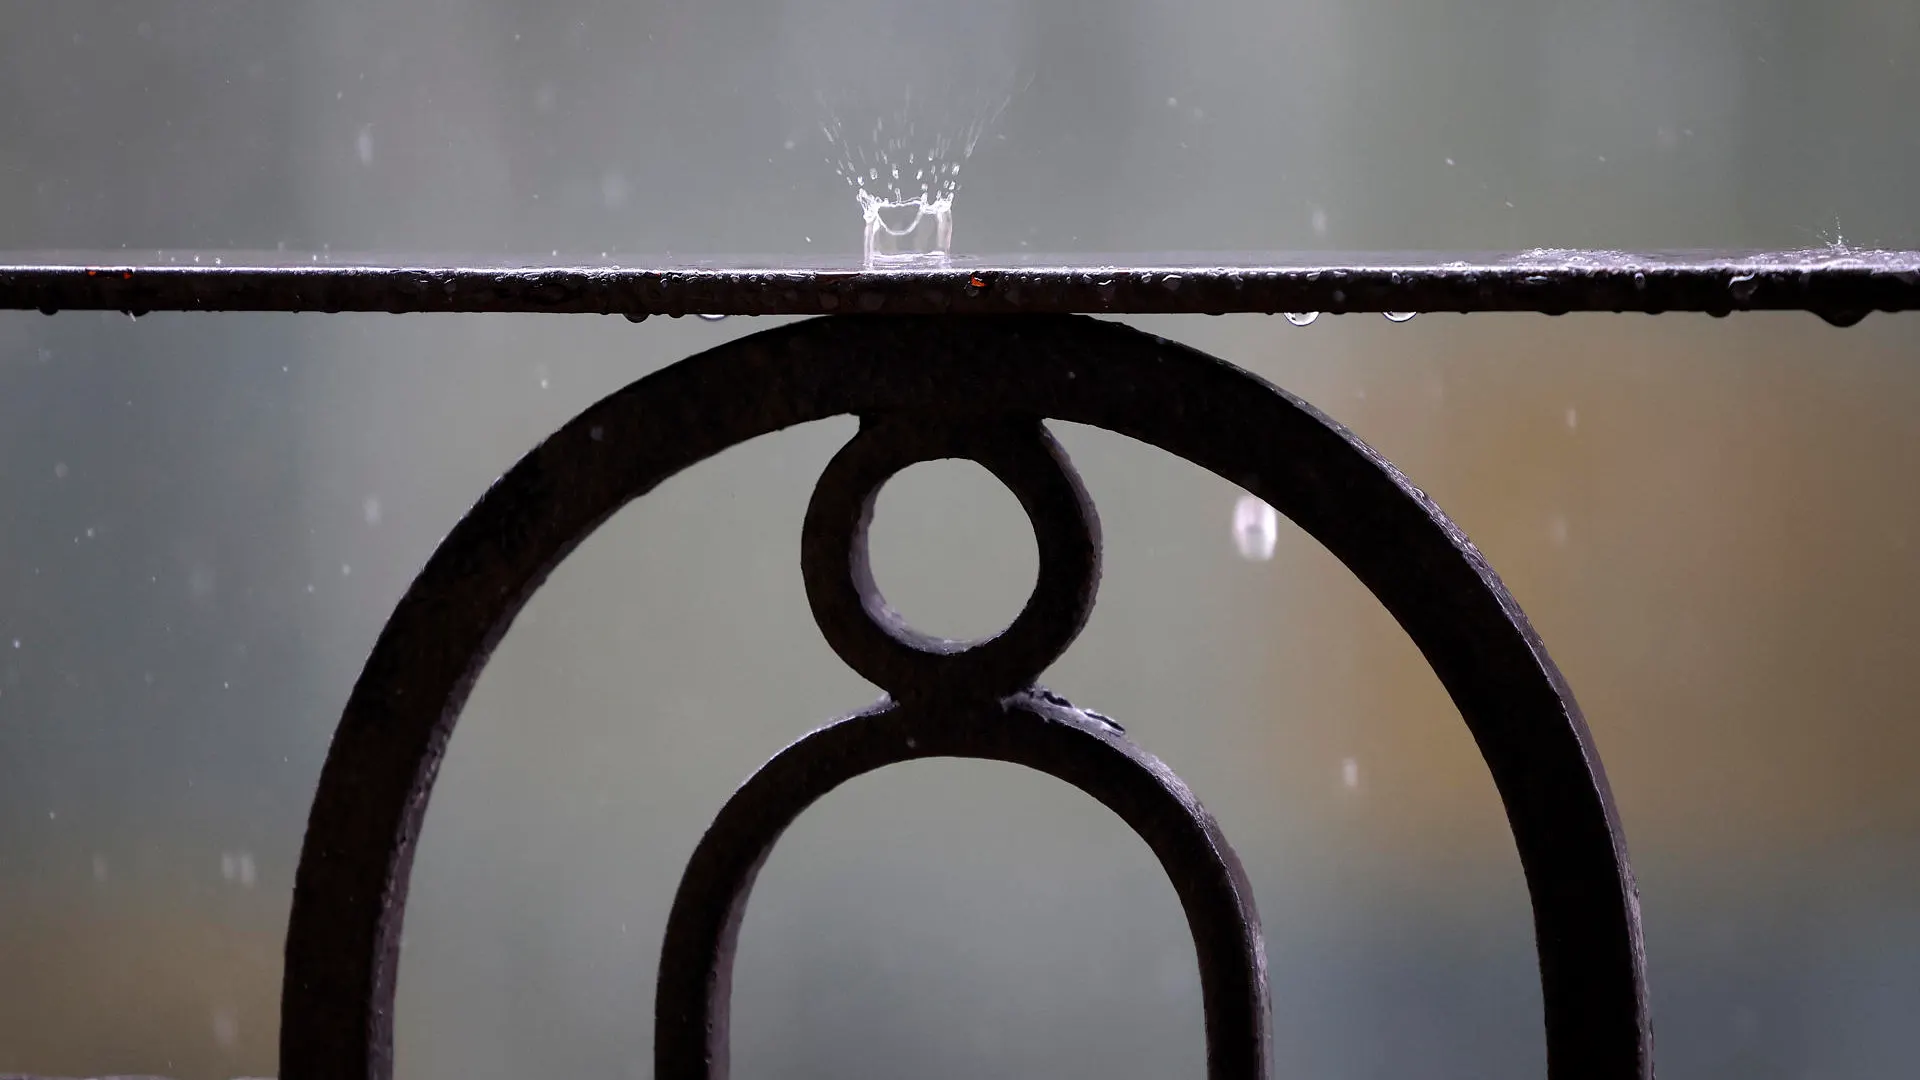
697,313 -> 728,322
1383,311 -> 1417,323
1284,311 -> 1319,326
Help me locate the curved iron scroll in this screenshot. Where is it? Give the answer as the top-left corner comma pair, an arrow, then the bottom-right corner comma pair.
282,314 -> 1650,1080
662,412 -> 1261,1079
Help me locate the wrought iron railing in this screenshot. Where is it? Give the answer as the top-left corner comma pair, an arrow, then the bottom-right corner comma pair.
4,250 -> 1918,1080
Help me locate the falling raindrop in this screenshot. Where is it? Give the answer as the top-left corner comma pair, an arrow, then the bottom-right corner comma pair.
1284,312 -> 1320,327
600,170 -> 628,209
1342,758 -> 1360,789
212,1007 -> 239,1049
1231,495 -> 1279,561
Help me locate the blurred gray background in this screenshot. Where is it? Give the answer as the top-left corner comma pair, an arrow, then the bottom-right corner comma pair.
2,2 -> 1918,1079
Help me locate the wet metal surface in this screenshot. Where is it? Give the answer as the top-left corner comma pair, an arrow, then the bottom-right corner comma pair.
1,249 -> 1916,322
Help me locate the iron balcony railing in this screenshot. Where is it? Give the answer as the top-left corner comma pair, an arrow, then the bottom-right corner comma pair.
4,249 -> 1918,1080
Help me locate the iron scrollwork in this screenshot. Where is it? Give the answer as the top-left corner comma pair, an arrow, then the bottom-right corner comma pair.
282,314 -> 1651,1080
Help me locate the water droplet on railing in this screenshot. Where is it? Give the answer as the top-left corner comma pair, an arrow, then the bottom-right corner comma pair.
1816,308 -> 1868,328
1284,311 -> 1319,326
1383,311 -> 1417,323
697,313 -> 728,321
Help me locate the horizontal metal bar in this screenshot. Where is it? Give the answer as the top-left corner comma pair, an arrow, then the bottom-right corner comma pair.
1,249 -> 1915,322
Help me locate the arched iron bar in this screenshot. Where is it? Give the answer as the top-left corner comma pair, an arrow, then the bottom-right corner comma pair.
282,314 -> 1649,1080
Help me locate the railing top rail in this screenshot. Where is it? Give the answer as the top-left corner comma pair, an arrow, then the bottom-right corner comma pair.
1,248 -> 1915,322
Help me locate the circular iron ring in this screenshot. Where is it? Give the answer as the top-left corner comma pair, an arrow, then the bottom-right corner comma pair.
800,413 -> 1099,702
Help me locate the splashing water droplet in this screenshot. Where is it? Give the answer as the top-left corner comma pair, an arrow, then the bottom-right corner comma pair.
1383,311 -> 1417,323
1284,312 -> 1320,326
820,79 -> 1018,264
859,190 -> 953,266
